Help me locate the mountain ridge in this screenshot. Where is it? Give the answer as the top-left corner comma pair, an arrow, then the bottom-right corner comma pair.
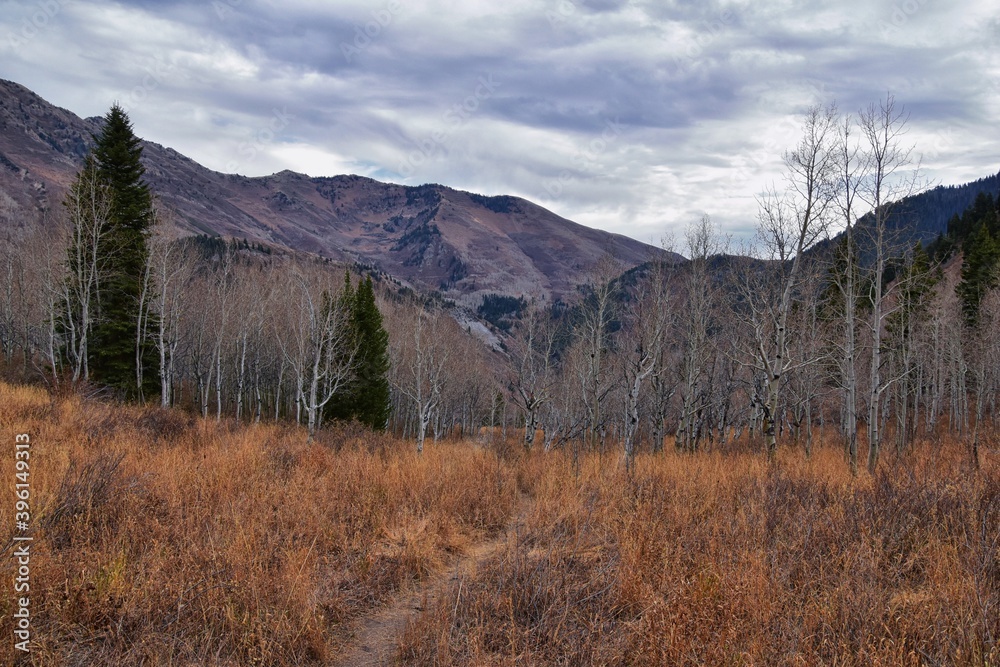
0,78 -> 666,304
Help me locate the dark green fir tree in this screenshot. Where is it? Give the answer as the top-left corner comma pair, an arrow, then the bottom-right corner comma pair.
351,275 -> 391,430
81,103 -> 158,399
958,222 -> 1000,327
324,271 -> 391,429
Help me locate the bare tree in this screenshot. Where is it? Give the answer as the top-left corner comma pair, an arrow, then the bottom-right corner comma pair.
0,219 -> 67,384
506,303 -> 557,450
389,303 -> 450,454
830,111 -> 866,471
741,105 -> 837,459
968,289 -> 1000,468
148,229 -> 196,408
619,253 -> 672,471
675,216 -> 724,453
63,162 -> 115,385
577,255 -> 621,453
857,93 -> 922,473
29,224 -> 69,386
276,268 -> 356,442
230,266 -> 270,425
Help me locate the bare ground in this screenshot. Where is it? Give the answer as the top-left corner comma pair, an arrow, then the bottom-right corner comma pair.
332,516 -> 519,666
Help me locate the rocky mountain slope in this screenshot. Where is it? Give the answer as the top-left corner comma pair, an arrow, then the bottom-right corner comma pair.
0,78 -> 666,303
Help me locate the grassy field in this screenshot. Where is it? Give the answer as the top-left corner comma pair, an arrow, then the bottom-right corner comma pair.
1,382 -> 998,665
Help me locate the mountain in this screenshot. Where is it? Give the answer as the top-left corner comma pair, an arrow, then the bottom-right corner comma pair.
893,172 -> 1000,246
808,171 -> 1000,264
0,78 -> 667,303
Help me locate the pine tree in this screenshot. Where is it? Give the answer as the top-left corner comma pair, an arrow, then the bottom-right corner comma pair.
322,272 -> 391,429
74,104 -> 158,398
323,271 -> 356,423
351,275 -> 391,429
958,223 -> 1000,326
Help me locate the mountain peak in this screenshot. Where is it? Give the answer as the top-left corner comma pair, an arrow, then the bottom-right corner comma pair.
0,78 -> 670,303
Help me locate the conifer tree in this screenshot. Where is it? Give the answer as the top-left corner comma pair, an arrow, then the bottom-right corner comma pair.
323,271 -> 391,429
351,275 -> 391,429
958,223 -> 999,326
68,103 -> 158,398
323,271 -> 356,423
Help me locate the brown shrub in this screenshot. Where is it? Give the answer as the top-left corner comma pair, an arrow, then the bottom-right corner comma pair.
0,382 -> 518,666
400,438 -> 1000,666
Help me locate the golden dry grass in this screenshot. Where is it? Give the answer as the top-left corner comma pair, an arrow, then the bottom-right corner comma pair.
1,381 -> 998,666
400,441 -> 1000,666
0,382 -> 516,665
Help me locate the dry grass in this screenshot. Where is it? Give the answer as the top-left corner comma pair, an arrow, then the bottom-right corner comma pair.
400,440 -> 1000,666
0,382 -> 517,665
1,381 -> 997,665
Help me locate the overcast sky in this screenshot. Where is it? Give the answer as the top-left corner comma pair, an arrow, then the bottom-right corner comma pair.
2,0 -> 998,244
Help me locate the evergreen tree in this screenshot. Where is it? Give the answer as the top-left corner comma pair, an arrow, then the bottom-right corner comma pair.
322,271 -> 391,429
887,242 -> 935,341
75,103 -> 158,398
957,223 -> 1000,326
351,275 -> 391,429
323,271 -> 356,423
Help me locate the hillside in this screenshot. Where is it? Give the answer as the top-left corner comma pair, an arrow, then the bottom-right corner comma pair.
807,170 -> 1000,264
0,78 -> 666,303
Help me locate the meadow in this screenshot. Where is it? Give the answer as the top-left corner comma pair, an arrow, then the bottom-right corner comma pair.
1,381 -> 997,665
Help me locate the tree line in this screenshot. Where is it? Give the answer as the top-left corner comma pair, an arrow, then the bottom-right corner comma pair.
1,98 -> 998,472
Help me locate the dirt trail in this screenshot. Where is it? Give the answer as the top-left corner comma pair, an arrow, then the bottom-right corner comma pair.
332,526 -> 514,666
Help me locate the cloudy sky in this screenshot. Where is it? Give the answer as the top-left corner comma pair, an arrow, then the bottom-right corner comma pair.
2,0 -> 998,244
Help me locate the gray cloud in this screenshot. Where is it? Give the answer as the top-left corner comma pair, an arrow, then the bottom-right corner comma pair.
1,0 -> 997,243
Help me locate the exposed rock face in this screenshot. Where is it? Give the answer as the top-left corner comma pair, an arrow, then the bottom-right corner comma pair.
0,78 -> 669,303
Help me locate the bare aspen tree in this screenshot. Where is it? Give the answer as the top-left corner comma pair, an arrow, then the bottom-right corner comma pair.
0,235 -> 18,361
831,111 -> 866,472
230,268 -> 270,425
389,304 -> 450,454
148,230 -> 195,408
188,272 -> 216,418
211,246 -> 235,420
135,216 -> 159,404
968,289 -> 1000,468
578,255 -> 621,453
857,94 -> 922,473
645,251 -> 681,453
28,224 -> 68,386
887,246 -> 934,453
619,253 -> 672,471
0,229 -> 34,370
63,161 -> 115,385
676,216 -> 724,453
277,268 -> 356,442
743,105 -> 837,459
0,221 -> 66,383
506,303 -> 557,450
786,267 -> 825,456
